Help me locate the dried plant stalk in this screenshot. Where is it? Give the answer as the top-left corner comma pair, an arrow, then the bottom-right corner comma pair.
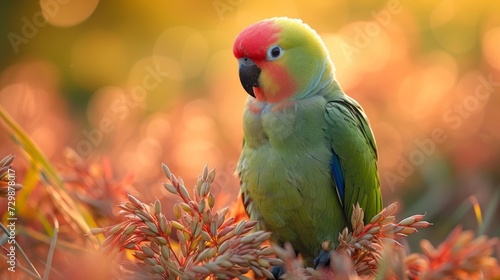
406,226 -> 499,280
0,154 -> 22,198
92,164 -> 282,279
278,203 -> 433,279
91,163 -> 500,280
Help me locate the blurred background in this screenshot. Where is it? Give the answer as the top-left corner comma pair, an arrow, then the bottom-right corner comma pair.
0,0 -> 499,268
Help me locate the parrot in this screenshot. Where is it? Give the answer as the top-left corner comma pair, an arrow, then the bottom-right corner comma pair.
233,17 -> 383,267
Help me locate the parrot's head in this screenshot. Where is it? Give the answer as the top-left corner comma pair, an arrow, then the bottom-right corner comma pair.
233,17 -> 336,103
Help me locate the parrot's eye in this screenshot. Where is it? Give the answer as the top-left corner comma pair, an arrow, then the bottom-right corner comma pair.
266,45 -> 283,61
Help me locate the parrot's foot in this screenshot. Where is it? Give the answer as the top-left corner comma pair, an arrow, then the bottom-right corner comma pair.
313,249 -> 331,268
313,241 -> 332,269
269,265 -> 285,280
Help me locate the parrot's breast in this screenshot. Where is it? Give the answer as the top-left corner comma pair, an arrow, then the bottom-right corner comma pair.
238,95 -> 346,261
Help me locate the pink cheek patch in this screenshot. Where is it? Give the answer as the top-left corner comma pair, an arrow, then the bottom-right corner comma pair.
253,87 -> 265,102
262,62 -> 297,103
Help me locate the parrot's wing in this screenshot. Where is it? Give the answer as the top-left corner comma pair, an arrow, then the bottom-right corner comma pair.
325,95 -> 382,223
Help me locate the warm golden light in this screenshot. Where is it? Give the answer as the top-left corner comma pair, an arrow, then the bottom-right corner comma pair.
153,26 -> 210,81
1,1 -> 499,278
482,26 -> 500,70
71,30 -> 127,89
40,0 -> 99,27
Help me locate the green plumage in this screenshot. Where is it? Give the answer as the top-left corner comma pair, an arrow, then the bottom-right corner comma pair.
235,17 -> 382,264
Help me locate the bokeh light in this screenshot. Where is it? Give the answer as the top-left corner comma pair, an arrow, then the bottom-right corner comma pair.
40,0 -> 99,27
153,26 -> 210,81
482,26 -> 500,70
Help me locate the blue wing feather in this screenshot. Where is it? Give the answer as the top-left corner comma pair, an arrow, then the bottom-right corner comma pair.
330,150 -> 345,202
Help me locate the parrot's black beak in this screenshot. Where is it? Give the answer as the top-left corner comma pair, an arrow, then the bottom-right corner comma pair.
238,57 -> 260,98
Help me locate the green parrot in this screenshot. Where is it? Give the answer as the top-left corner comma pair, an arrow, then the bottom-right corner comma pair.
234,17 -> 383,265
